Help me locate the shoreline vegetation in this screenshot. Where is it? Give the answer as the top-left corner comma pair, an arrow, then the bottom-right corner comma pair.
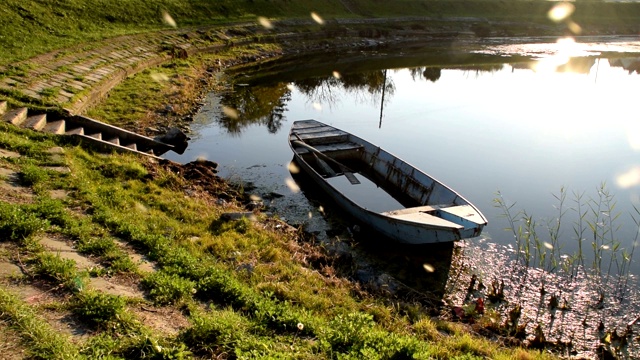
1,0 -> 640,359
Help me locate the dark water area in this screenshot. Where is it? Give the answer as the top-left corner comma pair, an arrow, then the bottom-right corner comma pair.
166,36 -> 640,357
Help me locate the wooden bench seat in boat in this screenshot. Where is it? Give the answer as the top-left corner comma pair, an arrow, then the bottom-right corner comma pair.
381,205 -> 484,229
295,142 -> 363,155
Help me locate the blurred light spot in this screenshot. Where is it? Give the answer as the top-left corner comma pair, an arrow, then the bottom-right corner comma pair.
423,263 -> 435,273
286,84 -> 295,91
257,16 -> 273,29
162,11 -> 177,28
134,202 -> 148,213
150,72 -> 169,82
332,71 -> 341,79
548,2 -> 575,23
602,245 -> 610,250
567,21 -> 582,35
222,106 -> 239,119
196,155 -> 208,161
250,194 -> 262,201
544,242 -> 553,250
285,178 -> 300,193
312,102 -> 322,111
616,167 -> 640,189
319,205 -> 325,215
308,211 -> 313,219
627,123 -> 640,151
288,162 -> 300,174
311,12 -> 325,25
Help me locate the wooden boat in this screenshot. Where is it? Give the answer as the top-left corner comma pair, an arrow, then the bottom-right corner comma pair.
288,119 -> 487,244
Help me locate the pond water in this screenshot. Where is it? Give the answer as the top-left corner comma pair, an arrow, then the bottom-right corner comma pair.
168,36 -> 640,265
165,37 -> 640,356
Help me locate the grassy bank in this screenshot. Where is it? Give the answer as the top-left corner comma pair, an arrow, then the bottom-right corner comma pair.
0,121 -> 559,358
2,0 -> 640,66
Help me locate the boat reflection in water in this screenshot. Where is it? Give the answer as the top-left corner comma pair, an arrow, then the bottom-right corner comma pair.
289,154 -> 457,307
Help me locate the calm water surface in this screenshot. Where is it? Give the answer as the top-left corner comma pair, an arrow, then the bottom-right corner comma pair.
165,38 -> 640,356
168,38 -> 640,263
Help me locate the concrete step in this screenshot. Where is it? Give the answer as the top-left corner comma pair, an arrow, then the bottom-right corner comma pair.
105,136 -> 120,146
87,132 -> 102,140
124,143 -> 137,151
2,107 -> 28,126
65,127 -> 84,135
0,101 -> 6,115
42,120 -> 66,134
23,114 -> 47,130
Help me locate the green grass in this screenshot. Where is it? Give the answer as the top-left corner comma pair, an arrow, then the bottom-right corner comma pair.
0,116 -> 556,358
2,0 -> 640,67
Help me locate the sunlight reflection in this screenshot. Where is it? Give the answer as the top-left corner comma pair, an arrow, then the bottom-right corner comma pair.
616,167 -> 640,189
285,178 -> 300,193
533,37 -> 578,72
257,16 -> 273,29
311,12 -> 325,25
312,102 -> 323,111
161,11 -> 177,28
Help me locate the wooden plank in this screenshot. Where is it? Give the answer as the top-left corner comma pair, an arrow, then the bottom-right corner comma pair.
295,142 -> 363,154
381,205 -> 440,216
438,205 -> 485,225
385,211 -> 463,229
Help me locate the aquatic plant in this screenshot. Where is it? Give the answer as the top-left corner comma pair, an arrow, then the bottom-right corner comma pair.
491,184 -> 640,356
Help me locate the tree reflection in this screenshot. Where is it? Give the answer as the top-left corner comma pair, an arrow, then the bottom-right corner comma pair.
295,70 -> 395,109
217,83 -> 291,134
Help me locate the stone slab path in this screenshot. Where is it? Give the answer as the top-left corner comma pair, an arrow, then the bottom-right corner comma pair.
0,22 -> 267,115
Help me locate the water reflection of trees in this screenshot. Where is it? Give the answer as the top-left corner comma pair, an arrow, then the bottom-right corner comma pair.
218,83 -> 291,134
294,70 -> 395,109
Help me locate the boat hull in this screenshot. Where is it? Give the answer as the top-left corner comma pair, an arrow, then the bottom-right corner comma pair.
289,120 -> 487,244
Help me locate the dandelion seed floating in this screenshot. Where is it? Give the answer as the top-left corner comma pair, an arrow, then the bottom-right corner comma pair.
288,162 -> 300,174
544,242 -> 554,250
150,72 -> 169,82
257,16 -> 273,30
162,10 -> 177,28
423,263 -> 435,273
285,178 -> 300,193
311,12 -> 325,25
222,106 -> 239,119
548,2 -> 575,23
332,71 -> 341,79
